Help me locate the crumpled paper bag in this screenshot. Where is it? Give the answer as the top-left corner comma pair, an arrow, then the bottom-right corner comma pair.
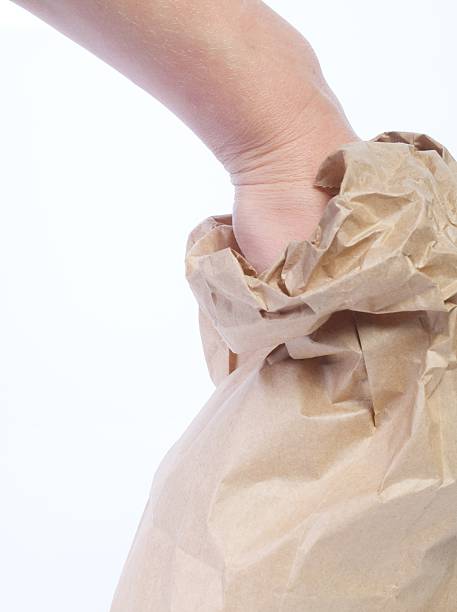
110,131 -> 457,611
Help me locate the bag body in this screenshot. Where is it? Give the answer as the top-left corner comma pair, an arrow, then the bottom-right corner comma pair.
110,132 -> 457,611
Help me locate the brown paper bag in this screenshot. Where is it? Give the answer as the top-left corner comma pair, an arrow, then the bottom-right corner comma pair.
110,131 -> 457,611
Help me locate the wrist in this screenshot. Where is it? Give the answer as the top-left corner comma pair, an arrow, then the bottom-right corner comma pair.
226,89 -> 359,189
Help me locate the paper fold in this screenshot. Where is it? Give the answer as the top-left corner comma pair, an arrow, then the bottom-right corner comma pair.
186,131 -> 457,365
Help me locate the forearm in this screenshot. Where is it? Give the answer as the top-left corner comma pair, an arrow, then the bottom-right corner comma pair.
11,0 -> 346,174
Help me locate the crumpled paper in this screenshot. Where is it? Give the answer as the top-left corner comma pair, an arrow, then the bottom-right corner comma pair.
110,131 -> 457,611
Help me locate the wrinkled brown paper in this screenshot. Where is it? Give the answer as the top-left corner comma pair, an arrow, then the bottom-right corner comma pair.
110,132 -> 457,611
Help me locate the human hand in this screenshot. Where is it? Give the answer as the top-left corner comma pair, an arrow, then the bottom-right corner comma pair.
227,82 -> 359,273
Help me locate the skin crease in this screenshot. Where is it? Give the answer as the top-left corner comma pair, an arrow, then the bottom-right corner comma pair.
12,0 -> 360,272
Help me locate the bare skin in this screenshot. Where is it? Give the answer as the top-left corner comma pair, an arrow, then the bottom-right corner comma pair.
11,0 -> 360,272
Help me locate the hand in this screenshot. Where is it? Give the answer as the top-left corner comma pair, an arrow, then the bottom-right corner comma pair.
228,85 -> 359,272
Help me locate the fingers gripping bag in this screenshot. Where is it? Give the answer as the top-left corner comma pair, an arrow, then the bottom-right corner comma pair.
110,132 -> 457,611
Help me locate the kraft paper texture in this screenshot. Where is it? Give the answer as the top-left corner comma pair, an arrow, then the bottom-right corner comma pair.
110,131 -> 457,611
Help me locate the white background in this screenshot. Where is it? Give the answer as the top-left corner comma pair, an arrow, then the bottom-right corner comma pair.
1,1 -> 456,610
